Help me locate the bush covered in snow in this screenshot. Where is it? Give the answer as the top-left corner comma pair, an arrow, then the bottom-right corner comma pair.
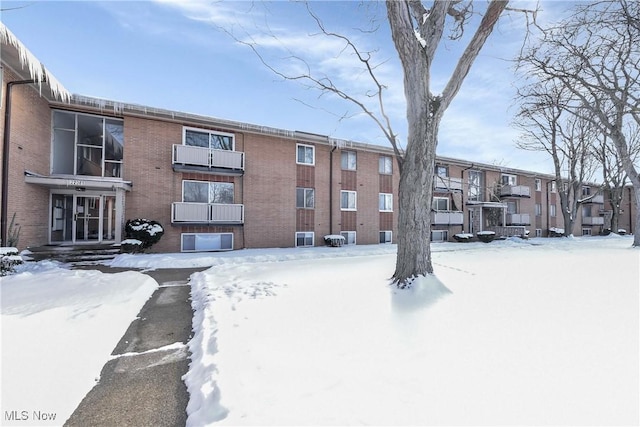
1,247 -> 23,276
123,219 -> 164,252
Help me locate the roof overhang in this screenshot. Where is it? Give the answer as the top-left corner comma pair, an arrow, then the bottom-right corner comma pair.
1,22 -> 71,103
24,171 -> 132,192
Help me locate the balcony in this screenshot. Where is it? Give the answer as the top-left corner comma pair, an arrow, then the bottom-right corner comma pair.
506,213 -> 531,225
172,202 -> 244,224
500,185 -> 531,198
582,194 -> 604,204
432,211 -> 464,225
582,216 -> 605,225
172,145 -> 244,175
434,176 -> 463,192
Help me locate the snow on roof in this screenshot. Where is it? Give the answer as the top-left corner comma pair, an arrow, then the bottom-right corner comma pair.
0,22 -> 71,102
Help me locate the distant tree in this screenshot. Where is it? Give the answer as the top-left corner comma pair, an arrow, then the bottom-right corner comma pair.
514,79 -> 598,236
517,0 -> 640,246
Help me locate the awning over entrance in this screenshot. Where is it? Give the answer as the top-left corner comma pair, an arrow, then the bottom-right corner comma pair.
24,170 -> 132,191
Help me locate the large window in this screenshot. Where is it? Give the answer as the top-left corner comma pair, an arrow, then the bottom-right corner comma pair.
52,110 -> 124,178
183,180 -> 234,204
184,127 -> 234,150
535,203 -> 542,217
182,233 -> 233,252
379,156 -> 393,174
432,197 -> 449,211
535,179 -> 542,191
550,204 -> 556,217
379,230 -> 392,244
379,193 -> 393,212
501,173 -> 517,186
296,188 -> 315,209
297,144 -> 315,165
341,151 -> 357,170
296,232 -> 314,247
340,231 -> 356,245
468,170 -> 482,202
341,190 -> 357,211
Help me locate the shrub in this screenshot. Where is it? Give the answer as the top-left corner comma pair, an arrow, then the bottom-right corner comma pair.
1,247 -> 23,276
124,219 -> 164,252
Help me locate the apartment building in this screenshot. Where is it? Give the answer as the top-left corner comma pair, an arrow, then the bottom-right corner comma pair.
0,26 -> 633,253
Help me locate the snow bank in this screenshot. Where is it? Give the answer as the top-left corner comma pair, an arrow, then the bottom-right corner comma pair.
1,263 -> 158,425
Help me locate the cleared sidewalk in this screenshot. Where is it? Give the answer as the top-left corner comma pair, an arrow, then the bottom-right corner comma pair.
65,267 -> 207,427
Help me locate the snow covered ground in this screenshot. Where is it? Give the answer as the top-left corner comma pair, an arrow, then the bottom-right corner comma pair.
0,262 -> 157,425
1,235 -> 638,426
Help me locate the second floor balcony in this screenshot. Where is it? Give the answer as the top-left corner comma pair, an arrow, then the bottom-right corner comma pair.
434,176 -> 463,192
582,216 -> 605,225
582,194 -> 604,204
506,213 -> 531,226
172,202 -> 244,225
432,211 -> 464,225
500,185 -> 531,198
172,145 -> 244,175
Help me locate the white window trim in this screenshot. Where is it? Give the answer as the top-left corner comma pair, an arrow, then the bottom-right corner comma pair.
182,180 -> 234,203
501,173 -> 517,186
340,190 -> 357,211
379,156 -> 393,175
181,232 -> 234,252
431,230 -> 448,242
341,151 -> 357,171
379,193 -> 393,212
432,196 -> 449,211
296,187 -> 315,209
551,181 -> 557,193
296,143 -> 315,166
550,204 -> 556,217
535,179 -> 542,192
535,229 -> 542,237
340,231 -> 356,245
295,231 -> 314,247
183,126 -> 235,151
380,230 -> 392,244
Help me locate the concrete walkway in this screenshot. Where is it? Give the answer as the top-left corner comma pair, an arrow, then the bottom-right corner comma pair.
65,266 -> 208,427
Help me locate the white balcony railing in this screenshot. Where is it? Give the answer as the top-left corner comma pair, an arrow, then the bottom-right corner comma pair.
434,176 -> 463,191
583,194 -> 604,204
583,216 -> 605,225
506,213 -> 531,225
172,145 -> 244,170
172,202 -> 244,224
432,211 -> 464,225
501,185 -> 531,198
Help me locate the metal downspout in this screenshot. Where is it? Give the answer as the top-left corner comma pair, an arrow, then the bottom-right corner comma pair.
1,78 -> 37,246
329,146 -> 337,235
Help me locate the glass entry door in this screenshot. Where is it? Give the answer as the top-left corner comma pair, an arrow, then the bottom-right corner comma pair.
51,194 -> 115,244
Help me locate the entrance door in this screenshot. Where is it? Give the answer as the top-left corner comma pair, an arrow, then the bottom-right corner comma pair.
75,196 -> 101,242
51,194 -> 116,244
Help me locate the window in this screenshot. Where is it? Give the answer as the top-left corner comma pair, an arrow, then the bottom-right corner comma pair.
184,127 -> 234,150
550,204 -> 556,217
379,231 -> 392,244
431,230 -> 448,242
436,165 -> 448,177
582,205 -> 592,218
341,151 -> 357,170
501,173 -> 517,186
182,233 -> 233,252
379,193 -> 393,212
582,228 -> 592,236
582,186 -> 591,196
340,231 -> 356,245
536,229 -> 542,237
535,179 -> 542,191
296,144 -> 315,165
183,180 -> 234,204
52,110 -> 124,178
432,197 -> 449,211
535,203 -> 542,217
507,201 -> 517,214
296,188 -> 315,209
551,181 -> 557,192
379,156 -> 393,174
468,170 -> 483,202
341,190 -> 357,210
295,232 -> 314,247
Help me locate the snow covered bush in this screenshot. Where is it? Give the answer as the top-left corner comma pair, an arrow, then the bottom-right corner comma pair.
120,238 -> 144,254
454,233 -> 474,242
123,219 -> 164,252
476,231 -> 496,243
1,247 -> 23,276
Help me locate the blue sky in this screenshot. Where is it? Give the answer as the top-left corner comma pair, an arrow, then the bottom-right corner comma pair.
1,1 -> 574,174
